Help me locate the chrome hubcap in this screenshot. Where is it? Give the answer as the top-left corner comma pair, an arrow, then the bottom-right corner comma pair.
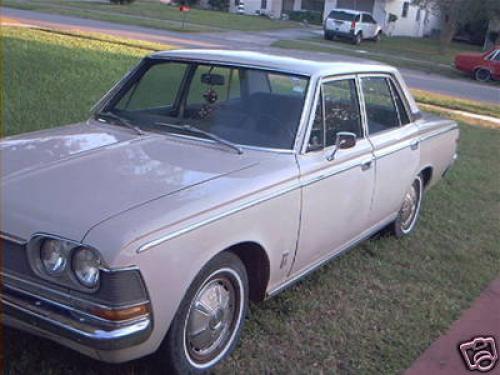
185,276 -> 236,363
400,182 -> 418,231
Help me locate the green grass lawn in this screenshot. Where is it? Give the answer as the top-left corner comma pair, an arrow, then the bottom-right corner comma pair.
273,36 -> 486,79
3,26 -> 500,375
4,0 -> 298,32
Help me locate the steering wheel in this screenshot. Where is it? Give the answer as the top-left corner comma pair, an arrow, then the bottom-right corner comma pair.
254,113 -> 295,141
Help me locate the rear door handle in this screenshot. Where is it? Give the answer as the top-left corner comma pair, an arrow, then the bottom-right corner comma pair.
410,140 -> 419,150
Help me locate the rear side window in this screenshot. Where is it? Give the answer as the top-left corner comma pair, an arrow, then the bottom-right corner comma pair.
361,77 -> 400,134
329,10 -> 355,21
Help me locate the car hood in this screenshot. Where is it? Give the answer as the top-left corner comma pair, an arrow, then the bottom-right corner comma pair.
0,121 -> 258,241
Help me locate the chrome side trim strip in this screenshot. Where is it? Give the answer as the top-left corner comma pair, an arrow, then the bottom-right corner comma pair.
267,214 -> 396,297
138,158 -> 370,253
374,142 -> 411,160
300,160 -> 362,188
137,181 -> 301,253
419,124 -> 458,143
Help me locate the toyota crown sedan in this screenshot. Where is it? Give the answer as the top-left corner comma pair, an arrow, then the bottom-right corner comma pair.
1,50 -> 459,374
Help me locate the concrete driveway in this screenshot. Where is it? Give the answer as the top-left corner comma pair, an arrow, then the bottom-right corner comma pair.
2,7 -> 499,105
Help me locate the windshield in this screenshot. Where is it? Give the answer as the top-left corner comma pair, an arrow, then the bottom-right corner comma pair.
102,60 -> 309,150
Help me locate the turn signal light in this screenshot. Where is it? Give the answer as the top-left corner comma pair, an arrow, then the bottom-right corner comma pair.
92,303 -> 150,321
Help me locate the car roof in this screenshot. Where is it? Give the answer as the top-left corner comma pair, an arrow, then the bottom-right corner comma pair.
150,49 -> 396,77
330,8 -> 362,14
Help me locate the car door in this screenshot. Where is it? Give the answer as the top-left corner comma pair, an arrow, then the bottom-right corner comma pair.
359,75 -> 420,227
361,14 -> 371,37
292,76 -> 375,273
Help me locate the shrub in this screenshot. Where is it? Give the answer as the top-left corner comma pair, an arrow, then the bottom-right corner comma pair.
287,10 -> 322,25
208,0 -> 229,11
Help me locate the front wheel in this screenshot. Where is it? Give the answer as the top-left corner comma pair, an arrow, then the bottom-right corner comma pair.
392,175 -> 423,237
158,252 -> 249,374
475,68 -> 491,82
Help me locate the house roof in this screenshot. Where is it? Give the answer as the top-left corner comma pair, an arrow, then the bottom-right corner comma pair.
150,49 -> 396,77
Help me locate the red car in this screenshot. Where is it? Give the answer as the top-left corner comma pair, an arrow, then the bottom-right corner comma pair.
455,46 -> 500,82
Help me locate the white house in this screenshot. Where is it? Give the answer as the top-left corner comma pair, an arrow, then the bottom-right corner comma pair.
224,0 -> 442,37
323,0 -> 442,37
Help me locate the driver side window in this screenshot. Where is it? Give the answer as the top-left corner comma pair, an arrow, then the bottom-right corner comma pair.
307,78 -> 362,151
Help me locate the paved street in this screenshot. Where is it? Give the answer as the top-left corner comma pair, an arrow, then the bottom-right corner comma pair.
2,7 -> 499,105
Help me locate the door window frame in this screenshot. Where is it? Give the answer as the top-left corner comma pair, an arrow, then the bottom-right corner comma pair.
357,73 -> 413,137
302,74 -> 366,153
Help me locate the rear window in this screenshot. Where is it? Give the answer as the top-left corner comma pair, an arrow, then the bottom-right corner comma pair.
329,10 -> 356,21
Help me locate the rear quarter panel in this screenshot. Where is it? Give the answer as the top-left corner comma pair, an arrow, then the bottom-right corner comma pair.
416,113 -> 459,188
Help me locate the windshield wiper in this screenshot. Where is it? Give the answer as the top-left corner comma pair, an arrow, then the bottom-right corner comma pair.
96,111 -> 145,136
155,122 -> 243,155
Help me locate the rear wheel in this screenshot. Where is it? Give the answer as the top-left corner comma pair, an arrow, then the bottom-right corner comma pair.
374,31 -> 382,42
391,175 -> 423,237
158,252 -> 249,374
324,31 -> 333,40
353,32 -> 362,45
475,68 -> 491,82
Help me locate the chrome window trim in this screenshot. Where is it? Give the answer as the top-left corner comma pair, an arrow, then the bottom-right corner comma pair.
485,50 -> 498,61
96,56 -> 311,154
300,74 -> 362,154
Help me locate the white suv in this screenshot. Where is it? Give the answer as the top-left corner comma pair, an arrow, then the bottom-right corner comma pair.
324,8 -> 382,45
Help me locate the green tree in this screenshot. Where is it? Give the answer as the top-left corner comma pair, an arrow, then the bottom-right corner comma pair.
414,0 -> 500,51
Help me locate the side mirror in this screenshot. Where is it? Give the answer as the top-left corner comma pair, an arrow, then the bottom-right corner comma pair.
327,132 -> 356,161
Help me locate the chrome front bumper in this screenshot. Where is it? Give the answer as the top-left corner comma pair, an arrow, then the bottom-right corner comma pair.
2,284 -> 153,351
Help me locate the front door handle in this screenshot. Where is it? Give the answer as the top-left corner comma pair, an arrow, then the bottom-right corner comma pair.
361,159 -> 373,171
410,140 -> 419,151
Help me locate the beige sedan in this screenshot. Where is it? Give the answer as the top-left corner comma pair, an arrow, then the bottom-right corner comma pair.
1,50 -> 459,373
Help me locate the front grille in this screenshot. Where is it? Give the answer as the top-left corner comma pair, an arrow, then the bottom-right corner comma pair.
1,235 -> 148,308
2,237 -> 35,276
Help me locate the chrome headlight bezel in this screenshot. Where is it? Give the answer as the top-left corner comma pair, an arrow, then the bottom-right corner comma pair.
27,234 -> 103,293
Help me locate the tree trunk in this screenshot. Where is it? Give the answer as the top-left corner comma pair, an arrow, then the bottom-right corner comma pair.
439,13 -> 457,53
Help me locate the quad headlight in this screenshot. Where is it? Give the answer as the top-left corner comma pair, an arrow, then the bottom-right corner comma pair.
29,235 -> 103,291
40,239 -> 70,275
72,247 -> 101,288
